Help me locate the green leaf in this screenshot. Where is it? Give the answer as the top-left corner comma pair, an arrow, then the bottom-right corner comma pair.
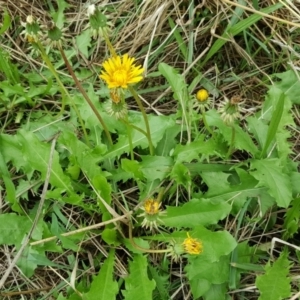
162,199 -> 231,228
156,124 -> 181,156
76,30 -> 91,58
84,250 -> 118,300
101,228 -> 120,246
260,90 -> 285,158
158,63 -> 188,103
201,168 -> 267,213
17,130 -> 73,193
283,197 -> 300,239
140,155 -> 173,181
189,278 -> 211,299
0,11 -> 11,35
121,159 -> 144,180
256,251 -> 291,300
122,255 -> 156,300
274,70 -> 300,104
50,0 -> 69,28
206,110 -> 258,156
17,246 -> 40,277
173,137 -> 217,163
149,266 -> 169,300
203,283 -> 227,300
103,114 -> 175,160
250,159 -> 292,208
170,162 -> 191,187
0,150 -> 19,211
0,213 -> 42,247
186,255 -> 230,283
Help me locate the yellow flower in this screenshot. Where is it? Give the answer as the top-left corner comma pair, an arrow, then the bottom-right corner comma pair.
196,89 -> 209,102
138,199 -> 165,230
183,233 -> 203,255
143,199 -> 161,215
99,54 -> 144,89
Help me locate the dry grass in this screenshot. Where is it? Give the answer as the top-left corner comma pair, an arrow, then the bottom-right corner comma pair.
1,0 -> 300,299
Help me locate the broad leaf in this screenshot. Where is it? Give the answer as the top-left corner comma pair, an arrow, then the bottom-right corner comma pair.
173,137 -> 217,163
122,254 -> 156,300
250,159 -> 292,208
162,199 -> 231,228
256,251 -> 291,300
84,250 -> 118,300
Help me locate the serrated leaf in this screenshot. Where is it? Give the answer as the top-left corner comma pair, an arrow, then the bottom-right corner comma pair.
256,251 -> 291,300
250,159 -> 292,208
121,159 -> 144,180
0,150 -> 19,211
84,250 -> 118,300
17,130 -> 73,193
203,283 -> 227,300
206,110 -> 258,155
103,114 -> 175,160
76,30 -> 91,58
140,155 -> 173,181
186,255 -> 230,283
17,246 -> 40,277
156,124 -> 181,156
274,70 -> 300,104
0,213 -> 33,247
122,254 -> 156,300
260,90 -> 284,158
149,266 -> 169,300
158,63 -> 188,102
173,137 -> 217,163
170,162 -> 191,186
162,199 -> 231,228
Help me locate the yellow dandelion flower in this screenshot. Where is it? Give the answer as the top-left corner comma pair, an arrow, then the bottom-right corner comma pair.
183,233 -> 203,255
138,198 -> 165,230
196,89 -> 209,102
143,199 -> 161,215
99,54 -> 144,89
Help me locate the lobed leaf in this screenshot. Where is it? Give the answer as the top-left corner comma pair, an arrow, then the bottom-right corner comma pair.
84,250 -> 118,300
122,254 -> 156,300
256,251 -> 291,300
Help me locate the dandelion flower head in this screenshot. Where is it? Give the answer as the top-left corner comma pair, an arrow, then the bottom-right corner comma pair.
183,233 -> 203,255
196,89 -> 209,102
99,54 -> 144,89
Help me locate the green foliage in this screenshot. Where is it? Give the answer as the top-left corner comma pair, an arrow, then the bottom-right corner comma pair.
0,6 -> 298,299
122,255 -> 156,300
162,199 -> 231,228
84,250 -> 118,300
256,251 -> 291,300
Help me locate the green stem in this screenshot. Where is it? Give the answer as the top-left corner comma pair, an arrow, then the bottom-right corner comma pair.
121,118 -> 148,137
226,125 -> 236,159
125,116 -> 134,161
128,86 -> 154,155
201,106 -> 215,138
103,34 -> 117,57
36,41 -> 90,145
128,221 -> 171,254
59,47 -> 113,146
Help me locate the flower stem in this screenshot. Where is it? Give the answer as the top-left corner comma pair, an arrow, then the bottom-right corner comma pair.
128,221 -> 171,254
226,125 -> 236,159
103,34 -> 117,57
59,47 -> 113,146
201,106 -> 215,138
36,41 -> 90,145
125,116 -> 134,160
128,86 -> 154,155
